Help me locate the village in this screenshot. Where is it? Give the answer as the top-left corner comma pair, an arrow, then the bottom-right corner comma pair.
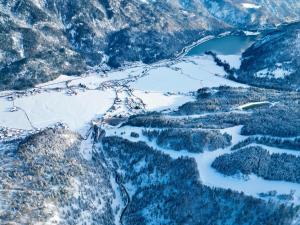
0,61 -> 191,141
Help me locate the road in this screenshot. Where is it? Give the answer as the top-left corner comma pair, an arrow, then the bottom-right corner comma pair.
115,173 -> 130,225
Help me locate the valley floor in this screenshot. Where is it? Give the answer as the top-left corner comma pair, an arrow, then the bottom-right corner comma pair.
1,35 -> 300,224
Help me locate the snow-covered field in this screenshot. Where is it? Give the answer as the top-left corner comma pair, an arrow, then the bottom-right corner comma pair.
0,52 -> 246,134
0,90 -> 115,132
241,3 -> 261,9
0,33 -> 299,216
133,90 -> 194,112
36,75 -> 77,88
105,125 -> 300,204
237,101 -> 270,110
195,126 -> 300,205
218,55 -> 242,69
255,67 -> 294,79
132,55 -> 246,93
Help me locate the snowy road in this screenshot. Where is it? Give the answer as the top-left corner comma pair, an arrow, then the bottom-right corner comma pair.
104,125 -> 300,205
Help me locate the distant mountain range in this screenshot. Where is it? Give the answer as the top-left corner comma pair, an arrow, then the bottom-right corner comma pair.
1,0 -> 300,89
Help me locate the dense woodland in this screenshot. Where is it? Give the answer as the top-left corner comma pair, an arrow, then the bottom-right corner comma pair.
102,137 -> 300,225
212,146 -> 300,184
142,128 -> 231,152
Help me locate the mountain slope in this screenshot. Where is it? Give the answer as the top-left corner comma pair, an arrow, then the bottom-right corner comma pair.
237,22 -> 300,91
1,0 -> 300,90
0,127 -> 115,224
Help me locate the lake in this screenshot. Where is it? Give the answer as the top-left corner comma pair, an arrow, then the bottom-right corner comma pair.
186,35 -> 257,56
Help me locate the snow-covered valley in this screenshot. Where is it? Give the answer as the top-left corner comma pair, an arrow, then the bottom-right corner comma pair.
104,123 -> 300,205
1,32 -> 300,224
0,46 -> 245,137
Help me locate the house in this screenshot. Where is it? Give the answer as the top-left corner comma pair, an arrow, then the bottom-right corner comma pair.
7,96 -> 14,101
9,106 -> 18,112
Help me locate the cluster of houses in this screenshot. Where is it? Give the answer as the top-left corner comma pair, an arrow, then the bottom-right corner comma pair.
0,127 -> 28,140
0,121 -> 69,142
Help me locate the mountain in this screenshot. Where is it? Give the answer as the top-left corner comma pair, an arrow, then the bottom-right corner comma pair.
237,22 -> 300,91
0,127 -> 116,224
1,0 -> 300,90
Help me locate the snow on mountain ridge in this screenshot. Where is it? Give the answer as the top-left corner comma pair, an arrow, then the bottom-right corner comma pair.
1,0 -> 300,90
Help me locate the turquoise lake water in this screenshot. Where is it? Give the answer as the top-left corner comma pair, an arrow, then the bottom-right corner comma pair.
187,35 -> 256,56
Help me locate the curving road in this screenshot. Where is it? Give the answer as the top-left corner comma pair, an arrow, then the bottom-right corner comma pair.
115,173 -> 130,225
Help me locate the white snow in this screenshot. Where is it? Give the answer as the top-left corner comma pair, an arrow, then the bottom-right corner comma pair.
132,55 -> 246,93
273,68 -> 292,79
255,68 -> 269,78
133,90 -> 194,112
0,39 -> 248,134
218,54 -> 242,69
237,101 -> 270,110
68,74 -> 110,89
35,64 -> 143,89
11,32 -> 24,58
0,100 -> 31,129
41,202 -> 61,225
255,67 -> 293,79
242,3 -> 261,9
30,0 -> 45,9
196,126 -> 300,204
106,125 -> 300,204
240,143 -> 300,157
0,90 -> 115,132
0,27 -> 298,223
69,66 -> 143,89
243,31 -> 261,36
110,175 -> 123,225
69,177 -> 81,199
79,133 -> 94,160
35,75 -> 77,88
196,149 -> 300,204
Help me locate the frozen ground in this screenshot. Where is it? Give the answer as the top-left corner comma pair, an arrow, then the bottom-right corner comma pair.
1,40 -> 297,206
104,125 -> 300,204
132,55 -> 246,93
218,54 -> 242,69
255,67 -> 294,79
0,90 -> 115,132
195,126 -> 300,205
0,53 -> 244,134
35,75 -> 77,88
241,3 -> 261,9
237,101 -> 270,110
133,90 -> 194,112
